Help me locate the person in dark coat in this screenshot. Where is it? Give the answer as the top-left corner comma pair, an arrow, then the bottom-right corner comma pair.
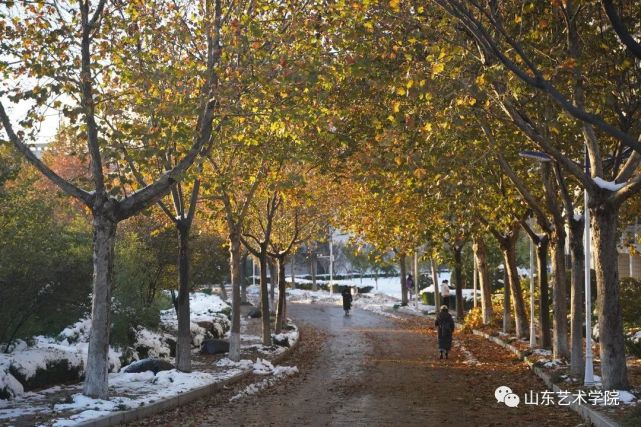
406,274 -> 415,301
435,305 -> 455,359
342,287 -> 353,316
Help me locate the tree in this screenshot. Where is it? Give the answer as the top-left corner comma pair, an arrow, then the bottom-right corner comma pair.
0,0 -> 221,397
432,0 -> 641,388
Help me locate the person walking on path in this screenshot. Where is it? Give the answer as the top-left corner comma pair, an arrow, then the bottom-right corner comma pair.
406,274 -> 415,301
439,279 -> 451,308
342,287 -> 353,316
435,305 -> 455,359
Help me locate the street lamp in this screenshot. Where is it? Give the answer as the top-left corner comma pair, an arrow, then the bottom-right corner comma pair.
528,216 -> 537,348
583,148 -> 595,387
519,150 -> 552,348
519,149 -> 595,385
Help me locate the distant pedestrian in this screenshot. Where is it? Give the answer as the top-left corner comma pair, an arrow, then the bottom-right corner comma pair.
440,279 -> 451,307
342,287 -> 353,316
406,274 -> 415,301
435,305 -> 455,359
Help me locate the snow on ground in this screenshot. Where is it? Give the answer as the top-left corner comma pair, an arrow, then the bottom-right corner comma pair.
454,340 -> 479,365
229,359 -> 298,402
286,287 -> 435,319
1,292 -> 244,426
49,369 -> 242,426
25,327 -> 300,426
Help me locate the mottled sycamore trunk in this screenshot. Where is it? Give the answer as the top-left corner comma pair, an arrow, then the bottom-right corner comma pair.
537,238 -> 552,349
311,251 -> 318,291
550,234 -> 569,359
275,257 -> 287,333
593,207 -> 628,389
399,254 -> 408,305
473,237 -> 493,325
228,229 -> 242,361
175,222 -> 192,372
568,218 -> 584,377
431,258 -> 441,309
83,214 -> 116,399
259,251 -> 271,346
502,242 -> 528,338
268,258 -> 277,309
454,245 -> 464,319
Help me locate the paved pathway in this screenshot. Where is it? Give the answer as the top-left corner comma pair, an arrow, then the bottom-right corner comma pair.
133,304 -> 584,426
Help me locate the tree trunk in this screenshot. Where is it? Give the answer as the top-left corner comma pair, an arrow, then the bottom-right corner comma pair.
268,258 -> 277,308
175,222 -> 192,372
219,281 -> 227,300
240,252 -> 248,303
503,268 -> 512,334
537,237 -> 552,349
311,251 -> 317,291
550,235 -> 570,359
275,256 -> 287,333
502,241 -> 527,338
568,217 -> 585,377
454,245 -> 464,319
83,214 -> 117,399
228,229 -> 242,361
290,257 -> 296,289
431,258 -> 441,309
399,254 -> 408,305
259,251 -> 271,346
592,206 -> 628,389
473,237 -> 493,325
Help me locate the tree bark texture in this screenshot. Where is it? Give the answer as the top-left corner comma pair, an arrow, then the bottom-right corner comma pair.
83,214 -> 117,399
228,230 -> 242,361
399,254 -> 408,305
175,222 -> 192,372
473,237 -> 493,325
454,244 -> 464,319
550,235 -> 570,360
259,252 -> 271,346
593,206 -> 628,389
537,238 -> 552,349
275,257 -> 287,333
568,217 -> 585,377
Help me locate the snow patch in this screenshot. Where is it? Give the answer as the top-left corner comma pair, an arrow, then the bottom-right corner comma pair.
593,177 -> 625,192
229,360 -> 298,402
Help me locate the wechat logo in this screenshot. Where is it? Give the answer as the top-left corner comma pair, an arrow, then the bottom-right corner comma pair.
495,385 -> 520,408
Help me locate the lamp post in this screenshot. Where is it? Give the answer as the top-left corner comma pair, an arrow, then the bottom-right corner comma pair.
584,148 -> 595,387
519,149 -> 595,383
528,217 -> 536,347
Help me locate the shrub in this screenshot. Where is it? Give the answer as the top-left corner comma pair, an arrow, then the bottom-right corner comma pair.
0,170 -> 93,344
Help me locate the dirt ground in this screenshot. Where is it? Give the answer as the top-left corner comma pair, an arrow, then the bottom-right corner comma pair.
131,304 -> 585,427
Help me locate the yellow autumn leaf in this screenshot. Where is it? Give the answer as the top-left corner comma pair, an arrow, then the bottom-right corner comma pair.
389,0 -> 400,12
432,62 -> 445,75
392,101 -> 401,113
